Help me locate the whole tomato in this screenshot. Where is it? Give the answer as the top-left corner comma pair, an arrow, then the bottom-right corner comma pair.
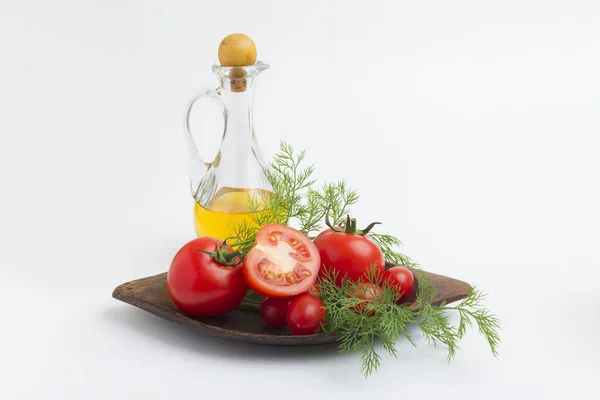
383,266 -> 415,303
285,293 -> 326,335
348,283 -> 383,317
167,237 -> 248,318
314,215 -> 385,285
260,297 -> 293,328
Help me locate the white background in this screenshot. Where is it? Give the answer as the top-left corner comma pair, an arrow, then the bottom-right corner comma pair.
1,0 -> 599,399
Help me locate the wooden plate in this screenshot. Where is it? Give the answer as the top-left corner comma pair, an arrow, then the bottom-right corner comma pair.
112,265 -> 471,346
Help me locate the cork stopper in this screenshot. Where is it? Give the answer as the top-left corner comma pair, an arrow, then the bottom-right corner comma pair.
217,33 -> 257,93
229,67 -> 247,93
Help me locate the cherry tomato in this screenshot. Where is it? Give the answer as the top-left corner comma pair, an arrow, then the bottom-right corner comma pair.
348,283 -> 383,316
243,224 -> 321,298
259,297 -> 293,328
383,266 -> 415,303
285,293 -> 326,335
314,226 -> 385,286
167,237 -> 248,318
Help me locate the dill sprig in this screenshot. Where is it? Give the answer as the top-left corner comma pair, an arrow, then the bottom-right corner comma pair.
370,233 -> 420,268
314,267 -> 501,378
229,142 -> 361,245
300,181 -> 359,238
263,141 -> 316,226
437,286 -> 501,357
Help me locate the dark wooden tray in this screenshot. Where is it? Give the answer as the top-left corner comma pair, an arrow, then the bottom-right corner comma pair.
112,267 -> 471,346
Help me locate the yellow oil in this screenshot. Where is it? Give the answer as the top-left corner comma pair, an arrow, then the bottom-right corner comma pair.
193,187 -> 272,240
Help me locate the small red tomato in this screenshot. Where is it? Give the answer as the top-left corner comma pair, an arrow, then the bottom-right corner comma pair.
285,293 -> 326,335
383,266 -> 415,303
167,237 -> 248,318
348,283 -> 383,316
259,297 -> 293,328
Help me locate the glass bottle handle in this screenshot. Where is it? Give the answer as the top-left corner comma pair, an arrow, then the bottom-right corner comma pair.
184,88 -> 227,196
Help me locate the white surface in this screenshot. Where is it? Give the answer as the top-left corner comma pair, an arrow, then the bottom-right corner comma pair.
1,1 -> 599,398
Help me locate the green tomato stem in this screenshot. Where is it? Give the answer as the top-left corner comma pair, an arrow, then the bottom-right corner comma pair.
325,212 -> 381,236
238,299 -> 261,311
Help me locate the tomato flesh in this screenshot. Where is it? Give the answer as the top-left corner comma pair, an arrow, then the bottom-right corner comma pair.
244,224 -> 320,298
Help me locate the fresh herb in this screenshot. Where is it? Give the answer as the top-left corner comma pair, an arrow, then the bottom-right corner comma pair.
315,267 -> 501,378
370,233 -> 420,268
306,180 -> 360,232
228,142 -> 360,246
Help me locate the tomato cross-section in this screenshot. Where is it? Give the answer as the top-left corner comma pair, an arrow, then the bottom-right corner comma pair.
243,224 -> 321,298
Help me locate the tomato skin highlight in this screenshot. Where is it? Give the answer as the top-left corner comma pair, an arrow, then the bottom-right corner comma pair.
314,229 -> 385,285
285,293 -> 326,335
383,266 -> 415,303
167,237 -> 248,318
348,283 -> 383,317
243,224 -> 321,298
259,297 -> 293,328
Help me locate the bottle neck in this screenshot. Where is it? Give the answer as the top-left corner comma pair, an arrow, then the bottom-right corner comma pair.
213,75 -> 262,188
220,79 -> 256,144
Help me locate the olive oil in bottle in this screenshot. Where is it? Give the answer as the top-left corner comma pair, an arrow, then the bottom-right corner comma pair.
193,187 -> 272,240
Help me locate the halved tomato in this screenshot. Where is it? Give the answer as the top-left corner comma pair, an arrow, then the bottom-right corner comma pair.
243,224 -> 321,298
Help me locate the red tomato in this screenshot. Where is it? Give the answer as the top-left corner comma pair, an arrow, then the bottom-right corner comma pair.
259,297 -> 293,328
348,283 -> 383,316
285,293 -> 326,335
167,237 -> 248,318
383,266 -> 415,303
314,227 -> 385,285
243,224 -> 321,298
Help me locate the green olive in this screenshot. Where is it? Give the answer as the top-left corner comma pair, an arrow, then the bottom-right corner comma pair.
218,33 -> 257,67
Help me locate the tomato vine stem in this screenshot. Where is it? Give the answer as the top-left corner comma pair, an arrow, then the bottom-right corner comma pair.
325,213 -> 381,236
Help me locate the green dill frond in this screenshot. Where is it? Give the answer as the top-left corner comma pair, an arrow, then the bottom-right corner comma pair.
298,180 -> 359,236
360,332 -> 381,378
415,304 -> 459,362
229,141 -> 362,245
415,269 -> 437,307
319,180 -> 360,226
442,286 -> 501,357
369,233 -> 420,268
298,189 -> 326,236
316,265 -> 500,377
264,141 -> 317,226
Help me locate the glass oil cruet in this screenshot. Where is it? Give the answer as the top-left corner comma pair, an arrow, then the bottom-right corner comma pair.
183,34 -> 272,241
